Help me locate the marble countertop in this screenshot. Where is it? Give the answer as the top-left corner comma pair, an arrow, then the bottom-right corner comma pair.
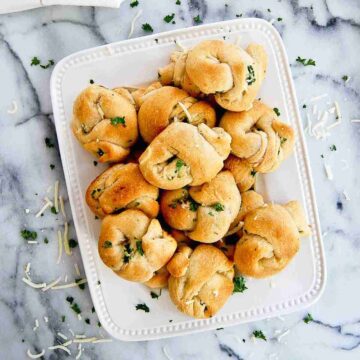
1,0 -> 360,359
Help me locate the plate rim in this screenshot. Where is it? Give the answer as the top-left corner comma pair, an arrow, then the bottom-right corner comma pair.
50,17 -> 327,341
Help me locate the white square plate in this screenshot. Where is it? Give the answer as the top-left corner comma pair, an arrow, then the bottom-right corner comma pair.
50,18 -> 326,341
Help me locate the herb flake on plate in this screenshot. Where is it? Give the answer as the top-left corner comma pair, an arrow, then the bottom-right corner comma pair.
233,276 -> 247,293
135,303 -> 150,312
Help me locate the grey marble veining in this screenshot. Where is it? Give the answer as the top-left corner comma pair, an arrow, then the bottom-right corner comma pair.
0,0 -> 360,359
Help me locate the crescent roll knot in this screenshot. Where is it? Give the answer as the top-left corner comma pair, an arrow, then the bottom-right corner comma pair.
139,122 -> 231,190
99,209 -> 177,283
167,244 -> 234,318
234,201 -> 310,278
135,84 -> 216,143
86,163 -> 159,219
158,40 -> 268,111
71,85 -> 138,162
220,100 -> 295,183
160,171 -> 241,243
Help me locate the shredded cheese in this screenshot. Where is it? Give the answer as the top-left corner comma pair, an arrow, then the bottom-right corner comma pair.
324,164 -> 333,180
35,200 -> 53,218
276,329 -> 290,342
54,181 -> 59,213
48,345 -> 71,355
22,277 -> 46,289
334,101 -> 342,120
92,339 -> 113,343
75,345 -> 82,360
51,278 -> 87,290
77,314 -> 82,321
177,101 -> 192,122
73,337 -> 97,343
162,346 -> 173,360
57,332 -> 68,340
74,263 -> 80,276
59,195 -> 66,218
44,316 -> 48,323
309,94 -> 328,102
56,230 -> 63,264
27,349 -> 45,359
25,262 -> 31,274
27,241 -> 38,244
7,100 -> 18,114
128,9 -> 143,38
42,276 -> 62,292
63,222 -> 71,256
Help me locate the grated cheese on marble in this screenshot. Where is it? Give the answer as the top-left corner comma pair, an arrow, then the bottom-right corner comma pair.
73,337 -> 97,343
128,9 -> 143,38
7,100 -> 18,114
25,262 -> 31,274
44,316 -> 48,323
42,276 -> 62,292
59,196 -> 66,219
324,164 -> 333,180
56,230 -> 63,264
48,344 -> 71,355
63,222 -> 71,256
75,345 -> 82,360
27,241 -> 38,244
51,278 -> 87,290
74,263 -> 80,276
162,346 -> 173,360
334,101 -> 342,120
57,332 -> 68,340
22,277 -> 46,289
35,199 -> 53,218
54,181 -> 59,213
27,349 -> 45,359
92,339 -> 113,343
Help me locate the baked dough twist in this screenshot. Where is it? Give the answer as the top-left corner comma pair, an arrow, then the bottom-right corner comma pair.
86,163 -> 159,219
158,40 -> 268,111
139,122 -> 231,190
224,155 -> 256,192
135,84 -> 216,143
99,210 -> 177,282
234,201 -> 310,278
167,244 -> 234,318
72,85 -> 138,162
160,171 -> 241,243
220,100 -> 295,174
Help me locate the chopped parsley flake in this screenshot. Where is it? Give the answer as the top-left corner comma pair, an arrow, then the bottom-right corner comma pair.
236,14 -> 242,17
89,79 -> 94,84
31,57 -> 40,66
250,170 -> 257,177
142,23 -> 154,32
246,65 -> 256,85
98,321 -> 102,327
193,15 -> 202,23
303,313 -> 313,324
233,276 -> 247,293
103,240 -> 113,248
31,57 -> 54,69
21,229 -> 37,240
212,203 -> 224,212
329,144 -> 337,151
273,107 -> 281,116
85,318 -> 90,324
93,161 -> 98,166
176,0 -> 181,4
50,206 -> 58,214
175,159 -> 186,174
277,17 -> 283,21
342,75 -> 349,82
76,278 -> 86,290
151,290 -> 161,299
45,137 -> 54,148
61,315 -> 65,322
97,148 -> 104,157
66,296 -> 74,304
44,237 -> 49,244
164,13 -> 175,23
135,303 -> 150,312
71,303 -> 81,314
110,116 -> 126,126
303,104 -> 307,108
296,56 -> 316,66
130,0 -> 139,7
123,243 -> 133,263
253,330 -> 266,341
68,239 -> 78,248
50,164 -> 55,170
189,199 -> 199,212
136,240 -> 144,256
92,306 -> 95,313
280,137 -> 287,145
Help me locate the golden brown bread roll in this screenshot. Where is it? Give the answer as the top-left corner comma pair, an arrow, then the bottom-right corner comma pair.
143,266 -> 170,289
99,209 -> 177,282
224,155 -> 256,192
72,85 -> 138,162
136,85 -> 216,143
167,244 -> 234,319
158,40 -> 268,111
139,122 -> 231,190
220,100 -> 295,173
234,201 -> 310,278
85,163 -> 159,219
160,171 -> 241,243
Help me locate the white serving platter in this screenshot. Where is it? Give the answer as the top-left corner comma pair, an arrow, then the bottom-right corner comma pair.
50,18 -> 326,341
